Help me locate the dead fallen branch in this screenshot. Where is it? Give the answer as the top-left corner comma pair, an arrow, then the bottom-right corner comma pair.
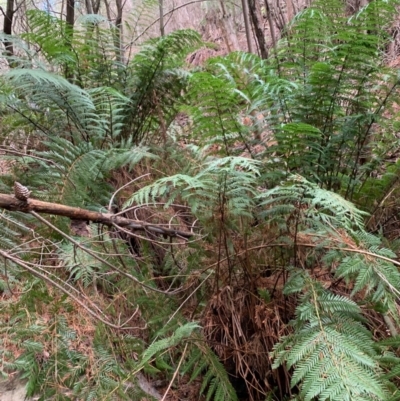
0,193 -> 194,239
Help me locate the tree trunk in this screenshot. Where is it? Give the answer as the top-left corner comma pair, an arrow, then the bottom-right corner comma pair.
241,0 -> 253,53
65,0 -> 75,81
264,0 -> 276,53
85,0 -> 93,14
248,0 -> 268,58
66,0 -> 75,27
115,0 -> 124,64
219,0 -> 239,52
287,0 -> 294,23
159,0 -> 165,36
2,0 -> 15,65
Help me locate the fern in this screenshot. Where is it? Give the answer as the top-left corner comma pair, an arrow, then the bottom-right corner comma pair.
257,175 -> 368,232
21,10 -> 126,88
193,341 -> 239,401
122,29 -> 203,143
22,10 -> 74,67
3,68 -> 103,141
272,285 -> 391,401
142,328 -> 239,401
73,14 -> 126,88
125,155 -> 261,222
20,136 -> 110,207
185,0 -> 400,199
123,0 -> 159,44
88,86 -> 130,141
58,243 -> 105,288
187,70 -> 246,153
335,250 -> 400,304
141,322 -> 199,364
273,0 -> 399,196
2,1 -> 400,400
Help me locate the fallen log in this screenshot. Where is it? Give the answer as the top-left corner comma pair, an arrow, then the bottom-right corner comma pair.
0,193 -> 194,239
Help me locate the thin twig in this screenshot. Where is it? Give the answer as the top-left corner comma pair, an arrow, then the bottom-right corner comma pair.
108,173 -> 150,211
161,343 -> 188,401
0,248 -> 133,329
128,0 -> 239,44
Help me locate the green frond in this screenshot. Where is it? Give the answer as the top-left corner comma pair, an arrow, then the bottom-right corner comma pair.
122,29 -> 203,143
3,1 -> 400,400
27,136 -> 112,207
184,340 -> 239,401
0,210 -> 35,254
0,33 -> 34,68
99,145 -> 159,171
58,243 -> 104,288
73,15 -> 125,88
258,175 -> 368,231
123,0 -> 159,44
21,10 -> 73,66
187,70 -> 246,152
3,69 -> 103,141
274,123 -> 324,174
88,86 -> 130,140
272,289 -> 391,401
126,156 -> 260,222
335,245 -> 400,303
141,322 -> 200,364
259,0 -> 400,193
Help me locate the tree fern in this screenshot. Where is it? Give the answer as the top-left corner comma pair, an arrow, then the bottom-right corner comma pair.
185,0 -> 400,199
270,0 -> 399,196
2,1 -> 400,400
262,175 -> 400,400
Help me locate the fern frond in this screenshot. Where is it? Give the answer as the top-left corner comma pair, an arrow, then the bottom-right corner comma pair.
4,69 -> 103,141
125,156 -> 261,222
272,288 -> 390,401
336,254 -> 400,303
123,29 -> 203,143
184,339 -> 239,401
187,71 -> 245,152
73,15 -> 125,88
15,136 -> 115,209
88,86 -> 130,141
21,10 -> 74,66
258,175 -> 368,231
141,322 -> 200,364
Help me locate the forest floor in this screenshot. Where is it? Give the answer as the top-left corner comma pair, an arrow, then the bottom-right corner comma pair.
0,376 -> 29,401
